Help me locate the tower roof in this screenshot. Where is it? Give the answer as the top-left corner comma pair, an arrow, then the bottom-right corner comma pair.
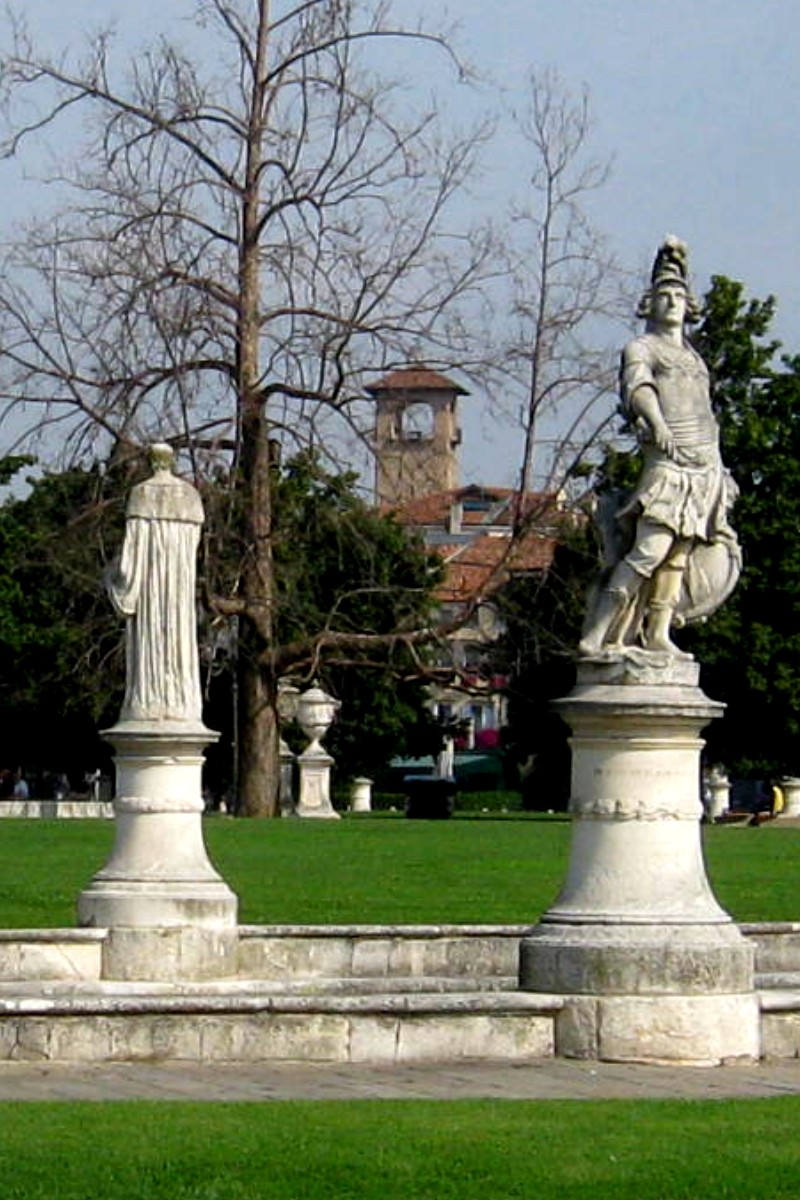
365,366 -> 468,396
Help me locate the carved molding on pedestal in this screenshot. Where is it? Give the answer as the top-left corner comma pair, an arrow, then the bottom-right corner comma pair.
570,794 -> 702,822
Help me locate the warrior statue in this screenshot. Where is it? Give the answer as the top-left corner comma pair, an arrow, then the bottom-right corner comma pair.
579,236 -> 740,659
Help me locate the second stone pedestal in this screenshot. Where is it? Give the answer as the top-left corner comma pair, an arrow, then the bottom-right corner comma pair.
296,747 -> 340,819
77,721 -> 238,981
519,657 -> 759,1064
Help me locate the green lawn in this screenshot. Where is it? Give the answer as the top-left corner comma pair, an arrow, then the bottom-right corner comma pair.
0,814 -> 796,927
2,1098 -> 800,1199
0,819 -> 798,1196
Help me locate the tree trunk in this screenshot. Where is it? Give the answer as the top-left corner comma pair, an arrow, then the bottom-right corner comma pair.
234,0 -> 280,816
236,648 -> 280,817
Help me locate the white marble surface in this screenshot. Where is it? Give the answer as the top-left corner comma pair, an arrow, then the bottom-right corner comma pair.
580,238 -> 740,660
106,443 -> 204,726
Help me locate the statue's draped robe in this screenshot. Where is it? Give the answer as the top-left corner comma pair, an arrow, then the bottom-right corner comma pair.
107,473 -> 204,724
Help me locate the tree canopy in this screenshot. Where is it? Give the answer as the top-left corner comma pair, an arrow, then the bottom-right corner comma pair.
0,453 -> 443,797
684,275 -> 800,778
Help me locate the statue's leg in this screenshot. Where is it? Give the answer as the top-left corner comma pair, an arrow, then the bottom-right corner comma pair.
644,540 -> 692,658
578,561 -> 645,655
579,519 -> 674,656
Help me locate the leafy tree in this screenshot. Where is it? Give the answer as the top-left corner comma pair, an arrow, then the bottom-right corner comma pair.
0,460 -> 126,784
205,451 -> 445,792
490,525 -> 597,809
683,276 -> 800,777
0,453 -> 442,797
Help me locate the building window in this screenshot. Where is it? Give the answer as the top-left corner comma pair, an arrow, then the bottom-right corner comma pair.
401,403 -> 435,441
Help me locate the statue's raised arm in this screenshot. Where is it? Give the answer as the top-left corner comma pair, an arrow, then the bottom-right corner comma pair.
106,443 -> 205,725
579,236 -> 741,661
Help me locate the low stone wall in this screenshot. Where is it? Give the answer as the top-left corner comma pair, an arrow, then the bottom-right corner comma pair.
0,929 -> 105,982
0,922 -> 798,1063
0,800 -> 113,819
238,924 -> 525,984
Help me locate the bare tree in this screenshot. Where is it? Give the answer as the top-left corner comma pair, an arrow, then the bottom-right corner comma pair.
0,0 -> 497,814
501,69 -> 624,525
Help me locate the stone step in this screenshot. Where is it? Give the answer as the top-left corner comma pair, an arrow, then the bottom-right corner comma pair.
742,923 -> 800,974
0,987 -> 562,1064
758,988 -> 800,1058
756,972 -> 800,991
0,974 -> 518,999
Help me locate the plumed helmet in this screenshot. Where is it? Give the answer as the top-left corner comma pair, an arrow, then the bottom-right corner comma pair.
637,234 -> 702,322
650,234 -> 689,291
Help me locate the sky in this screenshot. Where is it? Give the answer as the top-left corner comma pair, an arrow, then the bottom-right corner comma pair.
0,0 -> 798,488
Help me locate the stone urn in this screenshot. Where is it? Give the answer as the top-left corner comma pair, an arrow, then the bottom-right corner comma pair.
296,682 -> 340,752
295,683 -> 341,820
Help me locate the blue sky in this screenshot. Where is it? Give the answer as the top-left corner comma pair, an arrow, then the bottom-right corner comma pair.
1,1 -> 797,485
456,0 -> 800,335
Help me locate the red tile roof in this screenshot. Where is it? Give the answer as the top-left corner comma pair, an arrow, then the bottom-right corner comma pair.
434,532 -> 557,601
387,486 -> 558,528
385,485 -> 563,602
366,367 -> 468,395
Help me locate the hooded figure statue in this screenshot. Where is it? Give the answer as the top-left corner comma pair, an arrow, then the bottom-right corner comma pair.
106,443 -> 205,724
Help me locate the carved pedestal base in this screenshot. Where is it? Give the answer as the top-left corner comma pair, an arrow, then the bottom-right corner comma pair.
296,747 -> 340,819
77,722 -> 238,981
519,657 -> 759,1064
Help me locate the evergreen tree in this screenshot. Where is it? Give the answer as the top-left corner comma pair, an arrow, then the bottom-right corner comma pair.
685,276 -> 800,777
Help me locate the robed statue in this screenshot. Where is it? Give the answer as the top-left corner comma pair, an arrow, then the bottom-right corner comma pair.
106,443 -> 204,724
579,237 -> 740,659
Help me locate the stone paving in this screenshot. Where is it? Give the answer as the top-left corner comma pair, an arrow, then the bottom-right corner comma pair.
1,1058 -> 800,1101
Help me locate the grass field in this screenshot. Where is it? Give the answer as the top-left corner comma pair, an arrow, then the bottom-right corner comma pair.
0,813 -> 796,927
1,817 -> 799,1197
2,1098 -> 800,1199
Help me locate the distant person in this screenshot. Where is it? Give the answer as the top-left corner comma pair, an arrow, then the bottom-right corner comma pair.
12,773 -> 29,800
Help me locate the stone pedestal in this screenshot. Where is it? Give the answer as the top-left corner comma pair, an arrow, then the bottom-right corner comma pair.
350,777 -> 373,813
77,721 -> 238,980
294,683 -> 340,820
705,770 -> 730,821
519,657 -> 759,1064
296,747 -> 340,819
279,738 -> 297,817
779,777 -> 800,819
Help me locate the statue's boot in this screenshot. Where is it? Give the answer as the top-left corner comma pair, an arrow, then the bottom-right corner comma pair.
644,563 -> 692,659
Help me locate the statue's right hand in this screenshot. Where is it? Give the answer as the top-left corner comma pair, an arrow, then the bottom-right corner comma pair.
652,421 -> 676,458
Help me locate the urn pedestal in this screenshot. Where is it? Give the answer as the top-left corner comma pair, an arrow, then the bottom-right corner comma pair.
294,683 -> 340,820
519,658 -> 759,1064
78,721 -> 238,981
705,768 -> 730,821
778,777 -> 800,819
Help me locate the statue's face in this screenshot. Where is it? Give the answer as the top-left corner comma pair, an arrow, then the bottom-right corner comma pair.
650,284 -> 687,329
